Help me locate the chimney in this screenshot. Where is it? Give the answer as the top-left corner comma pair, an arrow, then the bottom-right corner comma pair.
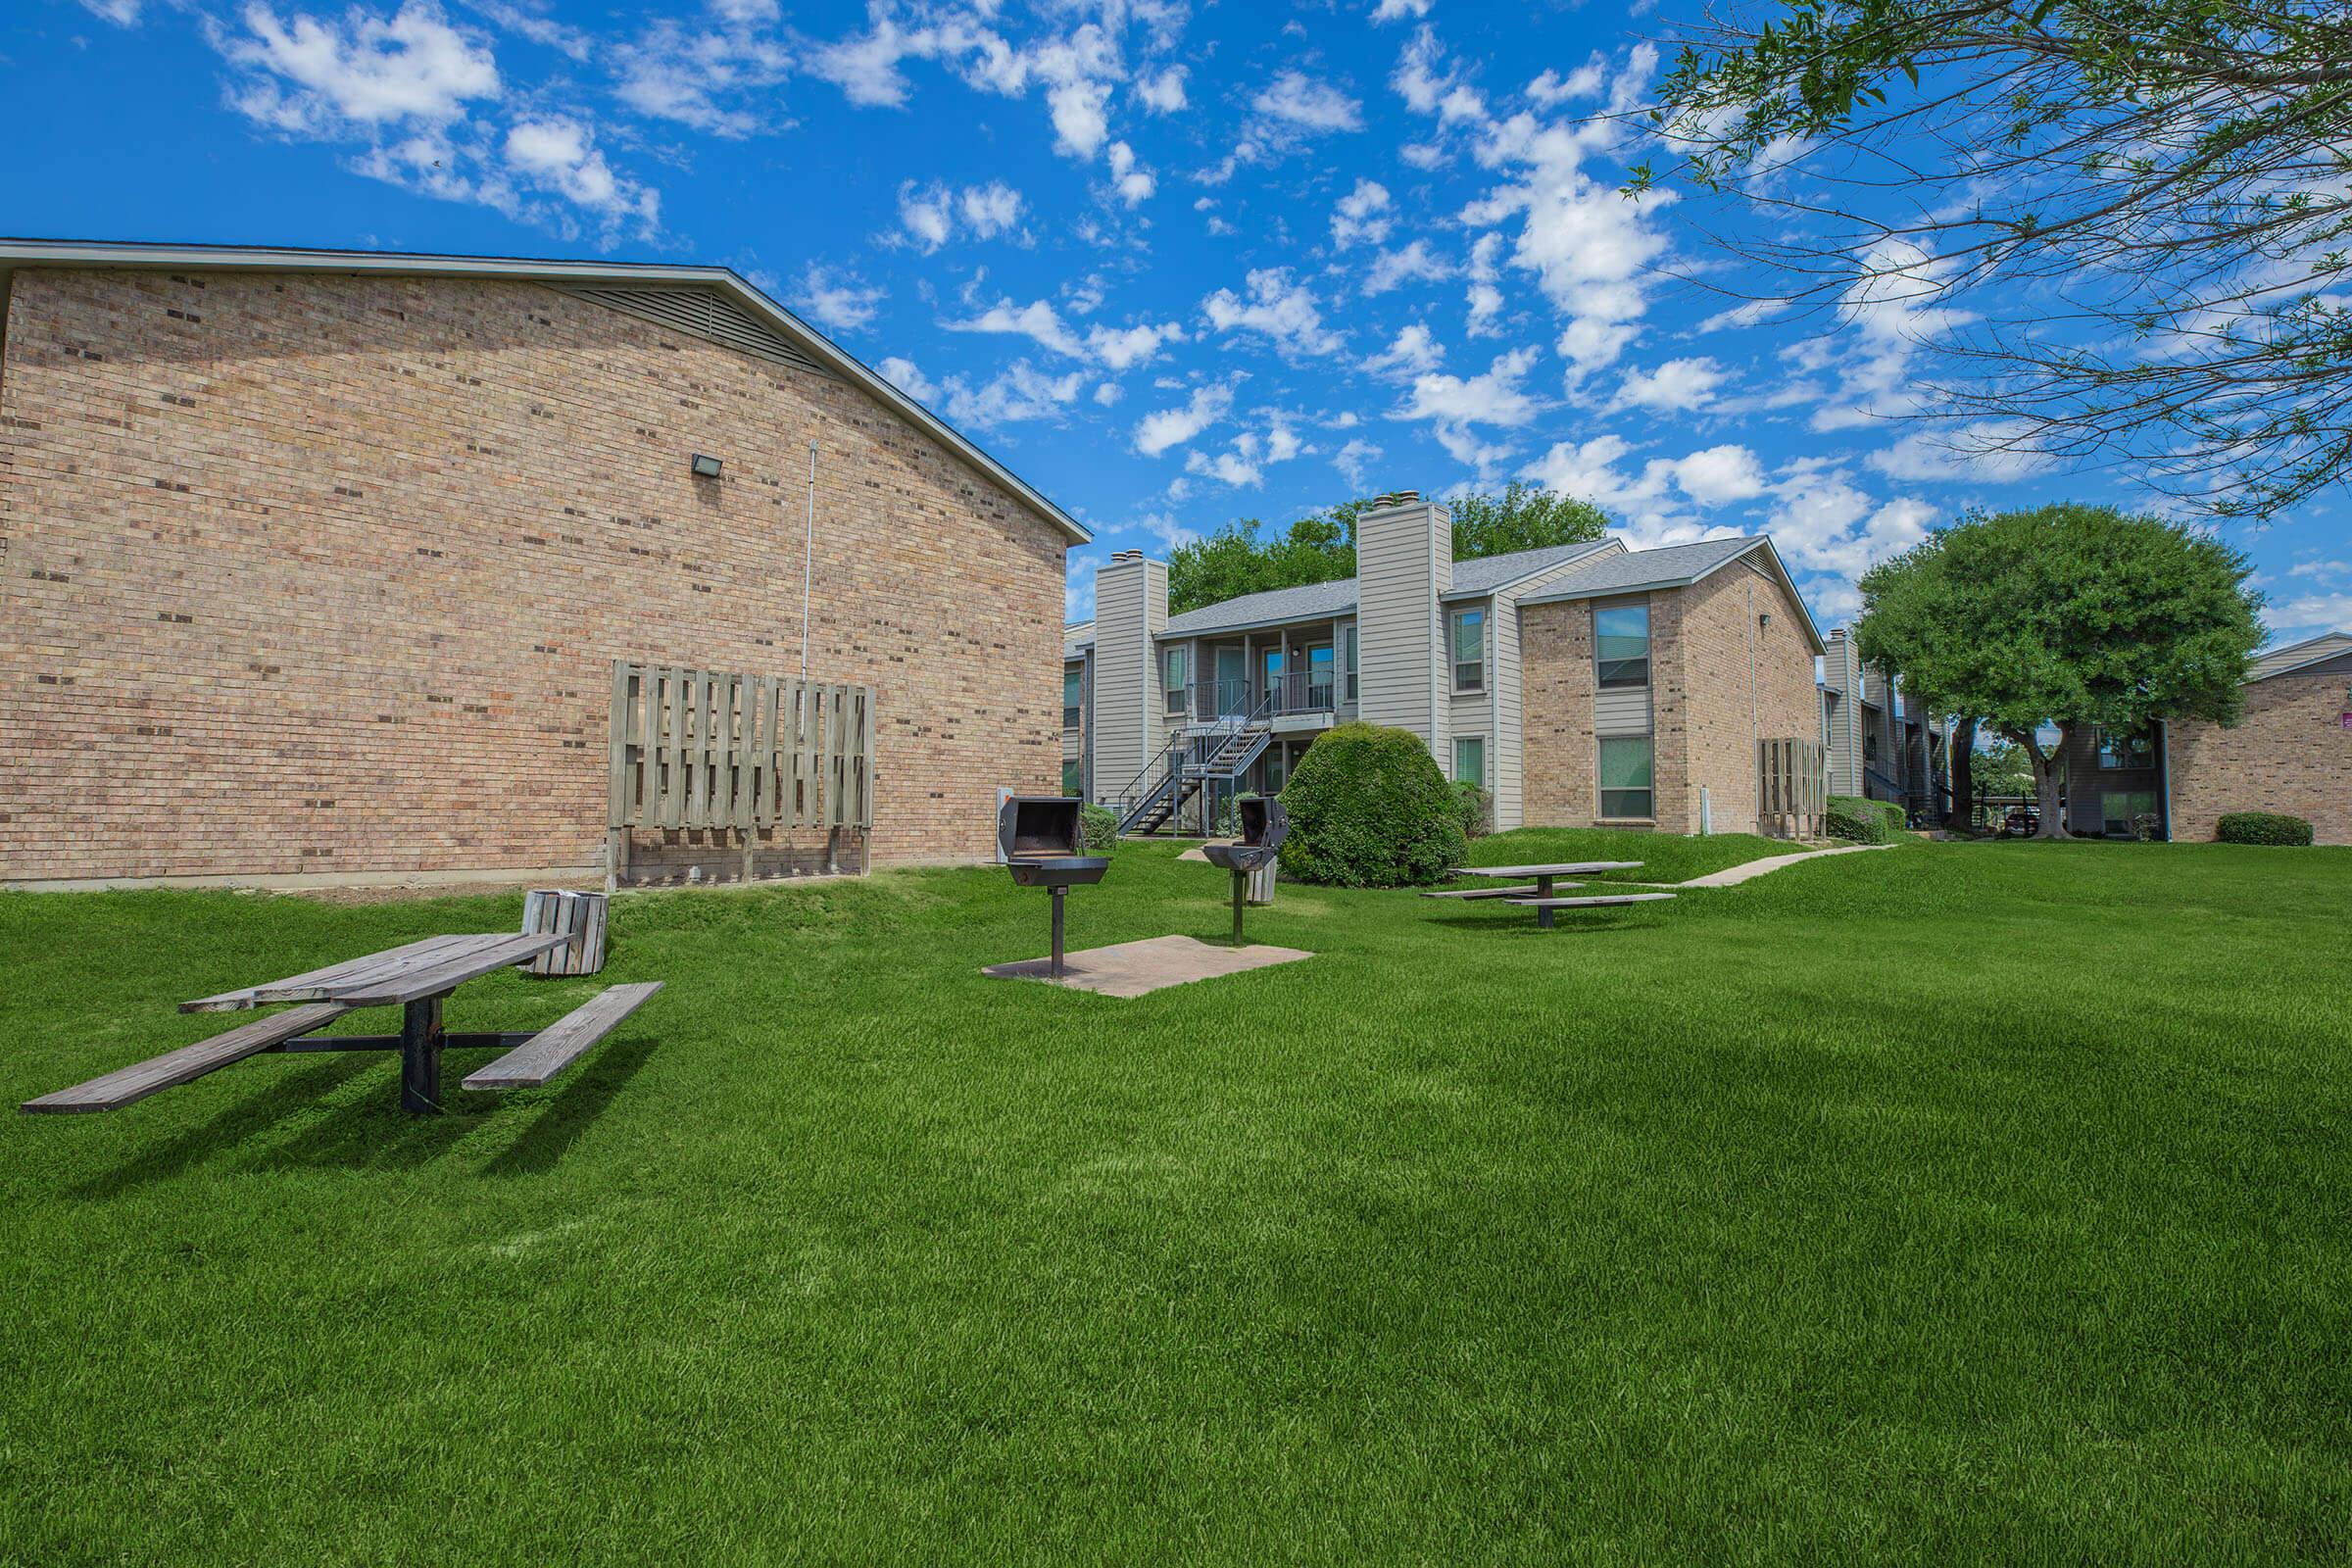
1089,551 -> 1169,809
1354,491 -> 1451,760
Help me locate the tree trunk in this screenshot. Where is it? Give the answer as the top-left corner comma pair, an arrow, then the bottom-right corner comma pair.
1945,719 -> 1978,831
2015,723 -> 2073,839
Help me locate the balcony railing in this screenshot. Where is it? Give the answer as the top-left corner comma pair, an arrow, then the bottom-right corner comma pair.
1172,674 -> 1339,723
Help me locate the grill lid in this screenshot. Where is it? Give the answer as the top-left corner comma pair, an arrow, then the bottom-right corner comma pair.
999,795 -> 1084,861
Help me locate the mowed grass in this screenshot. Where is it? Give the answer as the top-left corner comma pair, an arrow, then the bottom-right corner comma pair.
2,839 -> 2349,1565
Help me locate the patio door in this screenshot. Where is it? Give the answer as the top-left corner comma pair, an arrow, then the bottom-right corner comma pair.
1214,646 -> 1247,717
1304,643 -> 1334,710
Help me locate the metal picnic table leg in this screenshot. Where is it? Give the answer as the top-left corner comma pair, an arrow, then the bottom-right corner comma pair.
400,995 -> 446,1114
1535,874 -> 1555,929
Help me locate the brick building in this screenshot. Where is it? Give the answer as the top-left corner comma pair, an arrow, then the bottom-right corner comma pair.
1065,494 -> 1825,838
0,240 -> 1086,889
2147,631 -> 2349,845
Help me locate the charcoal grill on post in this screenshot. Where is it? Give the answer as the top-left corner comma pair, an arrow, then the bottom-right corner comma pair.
998,797 -> 1110,977
1200,798 -> 1288,946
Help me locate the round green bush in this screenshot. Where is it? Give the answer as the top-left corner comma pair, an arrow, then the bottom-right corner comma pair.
1078,803 -> 1119,853
1279,722 -> 1468,888
2215,810 -> 2315,847
1824,796 -> 1887,845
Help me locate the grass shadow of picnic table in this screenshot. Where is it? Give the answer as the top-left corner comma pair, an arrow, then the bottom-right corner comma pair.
1418,910 -> 1675,935
74,1053 -> 381,1199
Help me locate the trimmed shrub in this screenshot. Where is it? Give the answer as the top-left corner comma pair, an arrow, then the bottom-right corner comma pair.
1872,799 -> 1909,835
1452,780 -> 1494,840
1825,796 -> 1888,845
1079,803 -> 1119,853
1279,723 -> 1469,888
2216,811 -> 2315,847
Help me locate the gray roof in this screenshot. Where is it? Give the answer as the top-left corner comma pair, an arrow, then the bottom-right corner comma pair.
1063,619 -> 1094,659
2250,629 -> 2351,680
1518,535 -> 1767,602
0,237 -> 1089,545
1162,576 -> 1362,638
1157,537 -> 1617,639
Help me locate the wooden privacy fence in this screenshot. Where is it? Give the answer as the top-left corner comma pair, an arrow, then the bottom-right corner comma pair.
608,661 -> 875,887
1757,736 -> 1828,840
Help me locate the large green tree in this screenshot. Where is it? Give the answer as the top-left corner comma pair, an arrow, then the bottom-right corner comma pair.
1168,486 -> 1611,615
1637,0 -> 2352,520
1855,504 -> 2265,838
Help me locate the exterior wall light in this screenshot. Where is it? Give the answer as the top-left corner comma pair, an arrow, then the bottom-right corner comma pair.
691,454 -> 723,479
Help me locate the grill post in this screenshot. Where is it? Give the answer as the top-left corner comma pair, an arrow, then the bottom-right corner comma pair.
1229,869 -> 1248,947
1050,884 -> 1068,977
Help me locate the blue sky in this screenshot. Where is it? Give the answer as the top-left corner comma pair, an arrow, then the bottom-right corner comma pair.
7,0 -> 2348,640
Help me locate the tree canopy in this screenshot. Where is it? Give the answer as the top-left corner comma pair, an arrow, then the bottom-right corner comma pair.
1167,484 -> 1612,615
1854,503 -> 2265,835
1636,0 -> 2352,520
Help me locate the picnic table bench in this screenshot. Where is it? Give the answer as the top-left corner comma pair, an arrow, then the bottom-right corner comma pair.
1423,862 -> 1674,928
23,932 -> 661,1116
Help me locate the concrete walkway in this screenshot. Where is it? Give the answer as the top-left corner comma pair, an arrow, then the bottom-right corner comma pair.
1650,843 -> 1890,889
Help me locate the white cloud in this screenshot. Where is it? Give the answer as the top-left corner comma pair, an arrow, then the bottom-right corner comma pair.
1187,439 -> 1264,488
1135,65 -> 1187,112
878,354 -> 1084,434
501,118 -> 655,224
2275,592 -> 2352,632
896,181 -> 955,251
1865,421 -> 2052,483
1087,319 -> 1187,370
225,0 -> 500,134
1615,356 -> 1728,414
793,264 -> 883,333
1106,140 -> 1154,206
1362,238 -> 1451,296
79,0 -> 143,24
1363,322 -> 1445,377
1802,238 -> 1975,432
1135,381 -> 1237,457
959,180 -> 1026,237
1373,0 -> 1431,19
1137,512 -> 1201,550
1048,75 -> 1112,158
1252,71 -> 1363,132
1460,47 -> 1676,383
1526,58 -> 1604,107
1670,444 -> 1769,505
1331,178 -> 1394,249
2288,559 -> 2351,580
948,297 -> 1087,358
1335,437 -> 1384,489
1396,346 -> 1542,466
1201,268 -> 1347,357
806,8 -> 938,108
612,11 -> 787,136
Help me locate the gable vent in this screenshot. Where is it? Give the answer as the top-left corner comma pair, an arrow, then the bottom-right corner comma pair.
558,285 -> 833,379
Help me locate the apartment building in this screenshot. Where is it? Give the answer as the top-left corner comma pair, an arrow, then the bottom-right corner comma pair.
0,240 -> 1082,887
1819,628 -> 1944,822
1064,492 -> 1825,837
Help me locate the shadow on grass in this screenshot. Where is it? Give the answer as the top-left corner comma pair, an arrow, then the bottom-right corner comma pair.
74,1054 -> 379,1199
1418,911 -> 1674,935
479,1032 -> 659,1178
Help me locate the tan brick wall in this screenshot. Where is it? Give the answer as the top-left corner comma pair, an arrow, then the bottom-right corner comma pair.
1520,598 -> 1598,825
0,268 -> 1066,885
1520,562 -> 1820,834
2167,656 -> 2352,845
1651,560 -> 1822,835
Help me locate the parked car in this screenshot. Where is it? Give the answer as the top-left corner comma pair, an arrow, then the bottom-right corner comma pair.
1999,806 -> 2040,837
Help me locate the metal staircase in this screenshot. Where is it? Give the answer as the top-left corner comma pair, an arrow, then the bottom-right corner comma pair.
1108,694 -> 1276,836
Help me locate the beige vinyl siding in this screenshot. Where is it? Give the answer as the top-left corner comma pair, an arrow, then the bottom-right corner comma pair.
1090,559 -> 1166,805
1594,688 -> 1652,736
1355,501 -> 1451,759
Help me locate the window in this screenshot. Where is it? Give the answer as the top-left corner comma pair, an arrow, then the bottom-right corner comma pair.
1162,646 -> 1189,715
1453,736 -> 1487,786
1062,666 -> 1083,731
1451,608 -> 1486,693
2102,790 -> 2157,837
1305,643 -> 1335,709
1598,736 -> 1654,819
2097,728 -> 2154,769
1342,623 -> 1358,702
1262,747 -> 1288,796
1595,604 -> 1650,688
1061,760 -> 1085,798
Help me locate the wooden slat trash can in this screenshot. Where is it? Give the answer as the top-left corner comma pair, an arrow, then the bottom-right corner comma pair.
521,890 -> 609,977
1246,862 -> 1277,906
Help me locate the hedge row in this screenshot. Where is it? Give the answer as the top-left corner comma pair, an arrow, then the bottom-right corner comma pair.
1825,794 -> 1903,844
2216,810 -> 2315,847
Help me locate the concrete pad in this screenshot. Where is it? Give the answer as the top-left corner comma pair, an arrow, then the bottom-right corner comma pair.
982,934 -> 1313,998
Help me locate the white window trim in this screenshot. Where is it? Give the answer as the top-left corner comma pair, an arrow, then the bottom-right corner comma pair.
1453,734 -> 1489,787
1450,607 -> 1487,695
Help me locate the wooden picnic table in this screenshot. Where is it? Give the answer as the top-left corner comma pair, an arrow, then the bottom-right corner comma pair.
1428,861 -> 1663,928
24,932 -> 661,1116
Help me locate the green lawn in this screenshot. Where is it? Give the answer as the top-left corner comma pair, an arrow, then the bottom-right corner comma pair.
3,840 -> 2349,1564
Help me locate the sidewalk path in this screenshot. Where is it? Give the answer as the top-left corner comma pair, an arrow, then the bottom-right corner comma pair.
1639,843 -> 1891,889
